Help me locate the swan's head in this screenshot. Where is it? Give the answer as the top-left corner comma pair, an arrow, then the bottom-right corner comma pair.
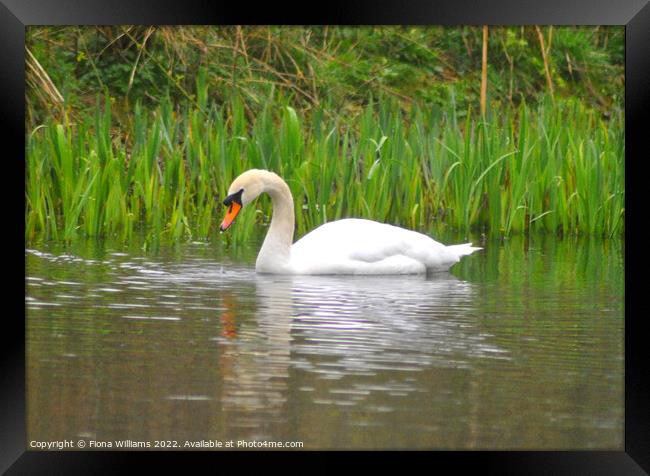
219,169 -> 267,231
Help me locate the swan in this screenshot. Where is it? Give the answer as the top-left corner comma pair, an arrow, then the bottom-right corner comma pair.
219,169 -> 481,274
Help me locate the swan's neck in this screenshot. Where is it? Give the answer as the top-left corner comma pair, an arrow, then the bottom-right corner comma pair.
256,173 -> 294,272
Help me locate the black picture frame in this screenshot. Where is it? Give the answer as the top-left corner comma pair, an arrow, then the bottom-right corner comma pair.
5,0 -> 648,473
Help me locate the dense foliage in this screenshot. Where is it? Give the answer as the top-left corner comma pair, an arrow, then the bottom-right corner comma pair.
25,26 -> 625,244
27,26 -> 623,124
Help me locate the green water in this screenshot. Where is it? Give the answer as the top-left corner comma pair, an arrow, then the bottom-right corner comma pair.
26,233 -> 624,449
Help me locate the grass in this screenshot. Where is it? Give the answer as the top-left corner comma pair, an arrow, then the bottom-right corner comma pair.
26,26 -> 624,129
25,84 -> 625,247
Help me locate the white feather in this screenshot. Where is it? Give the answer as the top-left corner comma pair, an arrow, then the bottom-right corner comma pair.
290,219 -> 480,274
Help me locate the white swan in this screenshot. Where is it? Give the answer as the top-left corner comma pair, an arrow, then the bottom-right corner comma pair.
220,169 -> 481,274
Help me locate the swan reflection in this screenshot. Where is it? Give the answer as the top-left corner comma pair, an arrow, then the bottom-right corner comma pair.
215,271 -> 506,432
255,273 -> 505,371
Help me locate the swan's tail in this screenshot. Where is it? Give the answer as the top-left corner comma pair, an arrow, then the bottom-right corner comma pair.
446,243 -> 482,259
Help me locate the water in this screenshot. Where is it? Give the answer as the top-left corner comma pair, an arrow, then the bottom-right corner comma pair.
26,234 -> 624,449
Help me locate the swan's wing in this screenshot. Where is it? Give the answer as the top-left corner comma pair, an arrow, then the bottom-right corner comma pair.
290,219 -> 465,274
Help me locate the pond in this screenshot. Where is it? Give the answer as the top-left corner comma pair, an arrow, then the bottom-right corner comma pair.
26,232 -> 624,450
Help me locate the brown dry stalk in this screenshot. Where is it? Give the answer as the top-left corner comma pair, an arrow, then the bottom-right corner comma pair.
210,39 -> 319,105
534,25 -> 555,101
480,25 -> 488,117
127,26 -> 155,96
26,47 -> 64,104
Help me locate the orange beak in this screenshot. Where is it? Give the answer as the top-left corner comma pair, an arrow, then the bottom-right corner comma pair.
220,202 -> 242,231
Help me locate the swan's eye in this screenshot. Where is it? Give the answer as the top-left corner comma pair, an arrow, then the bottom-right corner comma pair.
222,188 -> 244,207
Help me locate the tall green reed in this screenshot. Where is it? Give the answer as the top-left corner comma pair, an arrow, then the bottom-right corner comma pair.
26,86 -> 624,246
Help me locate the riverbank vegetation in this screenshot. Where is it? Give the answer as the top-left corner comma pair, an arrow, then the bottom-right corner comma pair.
25,26 -> 624,245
